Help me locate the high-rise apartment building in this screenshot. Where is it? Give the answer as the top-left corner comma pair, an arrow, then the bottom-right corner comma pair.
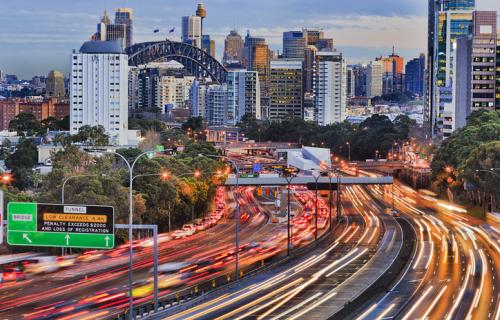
405,54 -> 426,96
70,41 -> 129,146
190,80 -> 208,118
313,51 -> 347,125
45,70 -> 66,99
182,15 -> 202,49
497,35 -> 500,108
303,45 -> 318,93
114,8 -> 133,48
269,59 -> 303,121
206,85 -> 227,125
226,70 -> 261,124
367,60 -> 383,98
223,30 -> 244,65
470,11 -> 497,112
283,31 -> 306,59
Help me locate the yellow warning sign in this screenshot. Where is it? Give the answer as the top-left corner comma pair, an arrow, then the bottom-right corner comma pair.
43,213 -> 107,223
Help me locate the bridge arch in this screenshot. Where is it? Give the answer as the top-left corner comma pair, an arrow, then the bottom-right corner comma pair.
126,40 -> 227,84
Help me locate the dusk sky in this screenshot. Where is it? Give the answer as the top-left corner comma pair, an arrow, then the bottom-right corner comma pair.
0,0 -> 499,79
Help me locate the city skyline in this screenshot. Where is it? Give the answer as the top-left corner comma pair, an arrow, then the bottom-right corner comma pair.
1,0 -> 498,79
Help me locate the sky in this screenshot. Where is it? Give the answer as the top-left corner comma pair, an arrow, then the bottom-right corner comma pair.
0,0 -> 499,79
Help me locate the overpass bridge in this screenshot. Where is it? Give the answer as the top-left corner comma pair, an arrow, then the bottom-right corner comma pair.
224,175 -> 393,187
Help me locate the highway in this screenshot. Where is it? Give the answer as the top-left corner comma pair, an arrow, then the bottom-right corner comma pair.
0,185 -> 329,319
154,184 -> 398,319
355,174 -> 499,320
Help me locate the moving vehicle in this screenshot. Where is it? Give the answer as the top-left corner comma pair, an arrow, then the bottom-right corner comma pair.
0,267 -> 26,283
24,256 -> 59,274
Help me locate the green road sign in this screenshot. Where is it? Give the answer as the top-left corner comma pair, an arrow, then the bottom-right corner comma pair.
240,173 -> 259,178
7,202 -> 114,249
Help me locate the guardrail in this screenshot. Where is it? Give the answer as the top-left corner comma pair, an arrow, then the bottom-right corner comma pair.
117,218 -> 346,320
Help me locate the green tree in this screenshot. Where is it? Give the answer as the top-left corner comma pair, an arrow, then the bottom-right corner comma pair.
9,113 -> 41,136
5,138 -> 38,189
182,116 -> 204,132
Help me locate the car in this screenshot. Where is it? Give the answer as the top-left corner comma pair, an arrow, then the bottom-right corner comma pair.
24,256 -> 59,274
171,230 -> 186,239
0,267 -> 26,283
182,224 -> 196,236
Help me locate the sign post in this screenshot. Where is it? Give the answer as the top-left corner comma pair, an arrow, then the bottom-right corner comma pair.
7,203 -> 114,249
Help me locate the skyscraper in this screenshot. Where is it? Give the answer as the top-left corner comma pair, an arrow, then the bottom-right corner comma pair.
70,41 -> 129,146
367,60 -> 383,98
314,51 -> 347,125
114,8 -> 133,48
376,51 -> 405,94
283,31 -> 306,59
245,32 -> 270,118
303,45 -> 318,93
405,54 -> 426,96
316,38 -> 334,51
45,70 -> 66,99
303,29 -> 324,47
182,15 -> 202,48
352,64 -> 368,97
223,30 -> 244,65
243,32 -> 266,67
426,0 -> 475,136
346,66 -> 355,99
202,35 -> 216,57
95,9 -> 132,49
269,59 -> 303,121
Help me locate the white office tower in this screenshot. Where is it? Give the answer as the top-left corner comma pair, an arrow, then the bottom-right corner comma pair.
226,70 -> 261,125
206,84 -> 228,125
367,60 -> 383,97
70,41 -> 129,146
182,16 -> 202,49
156,75 -> 195,111
313,51 -> 347,126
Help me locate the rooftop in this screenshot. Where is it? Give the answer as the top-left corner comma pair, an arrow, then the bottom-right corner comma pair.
79,40 -> 124,54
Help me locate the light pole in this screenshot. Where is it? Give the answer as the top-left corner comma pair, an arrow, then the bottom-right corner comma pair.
87,149 -> 166,320
283,173 -> 297,256
311,169 -> 321,241
61,174 -> 106,204
346,142 -> 351,162
199,153 -> 240,280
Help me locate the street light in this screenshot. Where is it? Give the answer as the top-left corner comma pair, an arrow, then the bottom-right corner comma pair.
346,142 -> 351,162
87,148 -> 170,320
61,174 -> 107,204
476,169 -> 500,178
283,171 -> 297,256
310,169 -> 321,241
199,153 -> 241,280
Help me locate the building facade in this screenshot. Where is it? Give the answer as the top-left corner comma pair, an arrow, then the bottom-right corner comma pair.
226,70 -> 261,124
346,66 -> 355,99
182,15 -> 202,49
70,41 -> 129,146
223,30 -> 244,65
0,98 -> 69,131
269,59 -> 303,121
470,11 -> 497,112
367,60 -> 383,98
283,31 -> 306,59
427,0 -> 475,136
114,8 -> 133,48
45,70 -> 66,99
313,51 -> 347,126
405,54 -> 426,96
206,84 -> 227,125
